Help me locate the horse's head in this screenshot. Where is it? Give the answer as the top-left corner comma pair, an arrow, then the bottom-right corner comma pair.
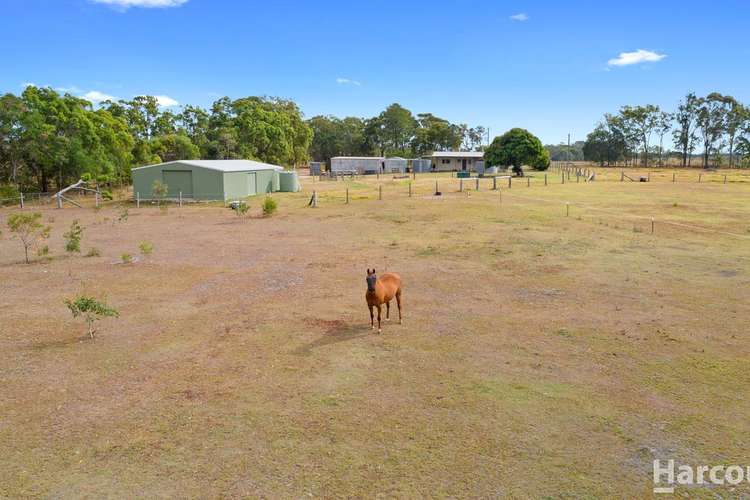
366,268 -> 377,292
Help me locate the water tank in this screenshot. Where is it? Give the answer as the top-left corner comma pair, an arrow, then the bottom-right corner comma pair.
278,171 -> 301,192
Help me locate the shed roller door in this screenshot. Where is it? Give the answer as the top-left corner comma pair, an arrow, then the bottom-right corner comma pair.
163,171 -> 193,198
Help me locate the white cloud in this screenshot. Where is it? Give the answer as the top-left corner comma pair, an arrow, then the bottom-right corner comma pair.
83,90 -> 117,103
336,77 -> 361,87
510,13 -> 529,21
608,49 -> 666,67
56,86 -> 83,94
154,95 -> 179,106
90,0 -> 188,9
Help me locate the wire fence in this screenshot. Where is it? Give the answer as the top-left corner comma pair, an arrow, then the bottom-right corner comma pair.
3,171 -> 748,241
304,172 -> 750,241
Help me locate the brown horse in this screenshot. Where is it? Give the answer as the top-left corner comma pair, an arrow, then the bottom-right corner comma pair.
365,269 -> 403,333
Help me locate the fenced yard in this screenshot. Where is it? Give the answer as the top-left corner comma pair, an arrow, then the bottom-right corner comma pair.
1,167 -> 749,496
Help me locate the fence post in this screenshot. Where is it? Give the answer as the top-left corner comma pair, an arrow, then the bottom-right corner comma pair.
136,192 -> 140,208
672,173 -> 676,183
651,217 -> 655,234
312,190 -> 318,207
408,182 -> 412,197
724,174 -> 727,184
562,173 -> 565,184
699,173 -> 702,183
647,172 -> 651,182
508,176 -> 512,189
459,179 -> 463,192
179,191 -> 183,207
435,180 -> 438,195
95,192 -> 100,208
19,192 -> 24,209
476,177 -> 480,190
621,171 -> 624,182
545,174 -> 547,186
527,177 -> 530,187
413,171 -> 416,180
566,202 -> 570,217
379,185 -> 382,200
346,187 -> 349,204
57,194 -> 62,209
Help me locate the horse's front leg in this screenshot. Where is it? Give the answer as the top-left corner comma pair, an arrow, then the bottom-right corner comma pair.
376,304 -> 382,334
386,301 -> 390,321
369,305 -> 374,329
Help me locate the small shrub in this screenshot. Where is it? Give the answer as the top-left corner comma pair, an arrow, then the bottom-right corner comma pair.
65,295 -> 119,339
37,245 -> 49,257
63,220 -> 83,253
7,212 -> 51,264
121,253 -> 133,264
262,196 -> 277,216
101,190 -> 113,201
152,180 -> 168,211
85,248 -> 101,258
139,241 -> 154,256
118,207 -> 129,223
235,201 -> 249,217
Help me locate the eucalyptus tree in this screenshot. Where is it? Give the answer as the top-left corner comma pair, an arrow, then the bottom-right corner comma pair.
619,105 -> 661,166
695,93 -> 728,168
672,92 -> 700,167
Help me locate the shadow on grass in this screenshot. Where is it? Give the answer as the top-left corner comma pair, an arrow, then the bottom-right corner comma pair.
27,335 -> 90,350
293,321 -> 372,356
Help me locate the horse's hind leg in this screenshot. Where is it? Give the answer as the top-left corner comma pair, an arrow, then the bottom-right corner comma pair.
386,301 -> 390,321
396,289 -> 402,324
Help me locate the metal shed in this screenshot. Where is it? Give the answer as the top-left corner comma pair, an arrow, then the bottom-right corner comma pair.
330,156 -> 384,175
131,160 -> 285,201
384,157 -> 407,174
411,159 -> 432,173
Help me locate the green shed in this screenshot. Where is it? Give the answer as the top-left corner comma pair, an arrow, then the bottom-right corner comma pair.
131,160 -> 285,201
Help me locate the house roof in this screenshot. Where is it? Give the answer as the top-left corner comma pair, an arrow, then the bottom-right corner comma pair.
331,156 -> 385,160
431,151 -> 484,158
132,160 -> 284,172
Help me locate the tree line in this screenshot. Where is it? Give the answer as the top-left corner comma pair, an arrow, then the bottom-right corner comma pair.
582,92 -> 750,168
307,103 -> 486,163
0,86 -> 312,193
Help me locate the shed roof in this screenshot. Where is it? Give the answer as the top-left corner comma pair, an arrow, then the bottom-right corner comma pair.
132,160 -> 284,172
431,151 -> 484,158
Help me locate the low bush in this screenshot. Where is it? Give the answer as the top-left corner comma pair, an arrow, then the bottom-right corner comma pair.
262,196 -> 277,217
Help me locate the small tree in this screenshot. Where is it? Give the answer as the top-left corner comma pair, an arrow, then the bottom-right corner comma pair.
152,180 -> 168,210
65,295 -> 119,339
63,220 -> 83,253
484,128 -> 549,176
7,212 -> 51,264
262,196 -> 277,216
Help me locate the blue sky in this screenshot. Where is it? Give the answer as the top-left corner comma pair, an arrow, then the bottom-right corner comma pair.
2,0 -> 749,144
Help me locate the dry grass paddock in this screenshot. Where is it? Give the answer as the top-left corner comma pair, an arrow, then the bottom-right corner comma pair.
1,168 -> 749,497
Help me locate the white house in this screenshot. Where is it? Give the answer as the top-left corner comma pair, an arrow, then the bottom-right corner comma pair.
430,151 -> 484,172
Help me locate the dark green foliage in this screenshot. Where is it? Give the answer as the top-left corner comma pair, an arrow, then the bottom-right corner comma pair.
485,128 -> 549,175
